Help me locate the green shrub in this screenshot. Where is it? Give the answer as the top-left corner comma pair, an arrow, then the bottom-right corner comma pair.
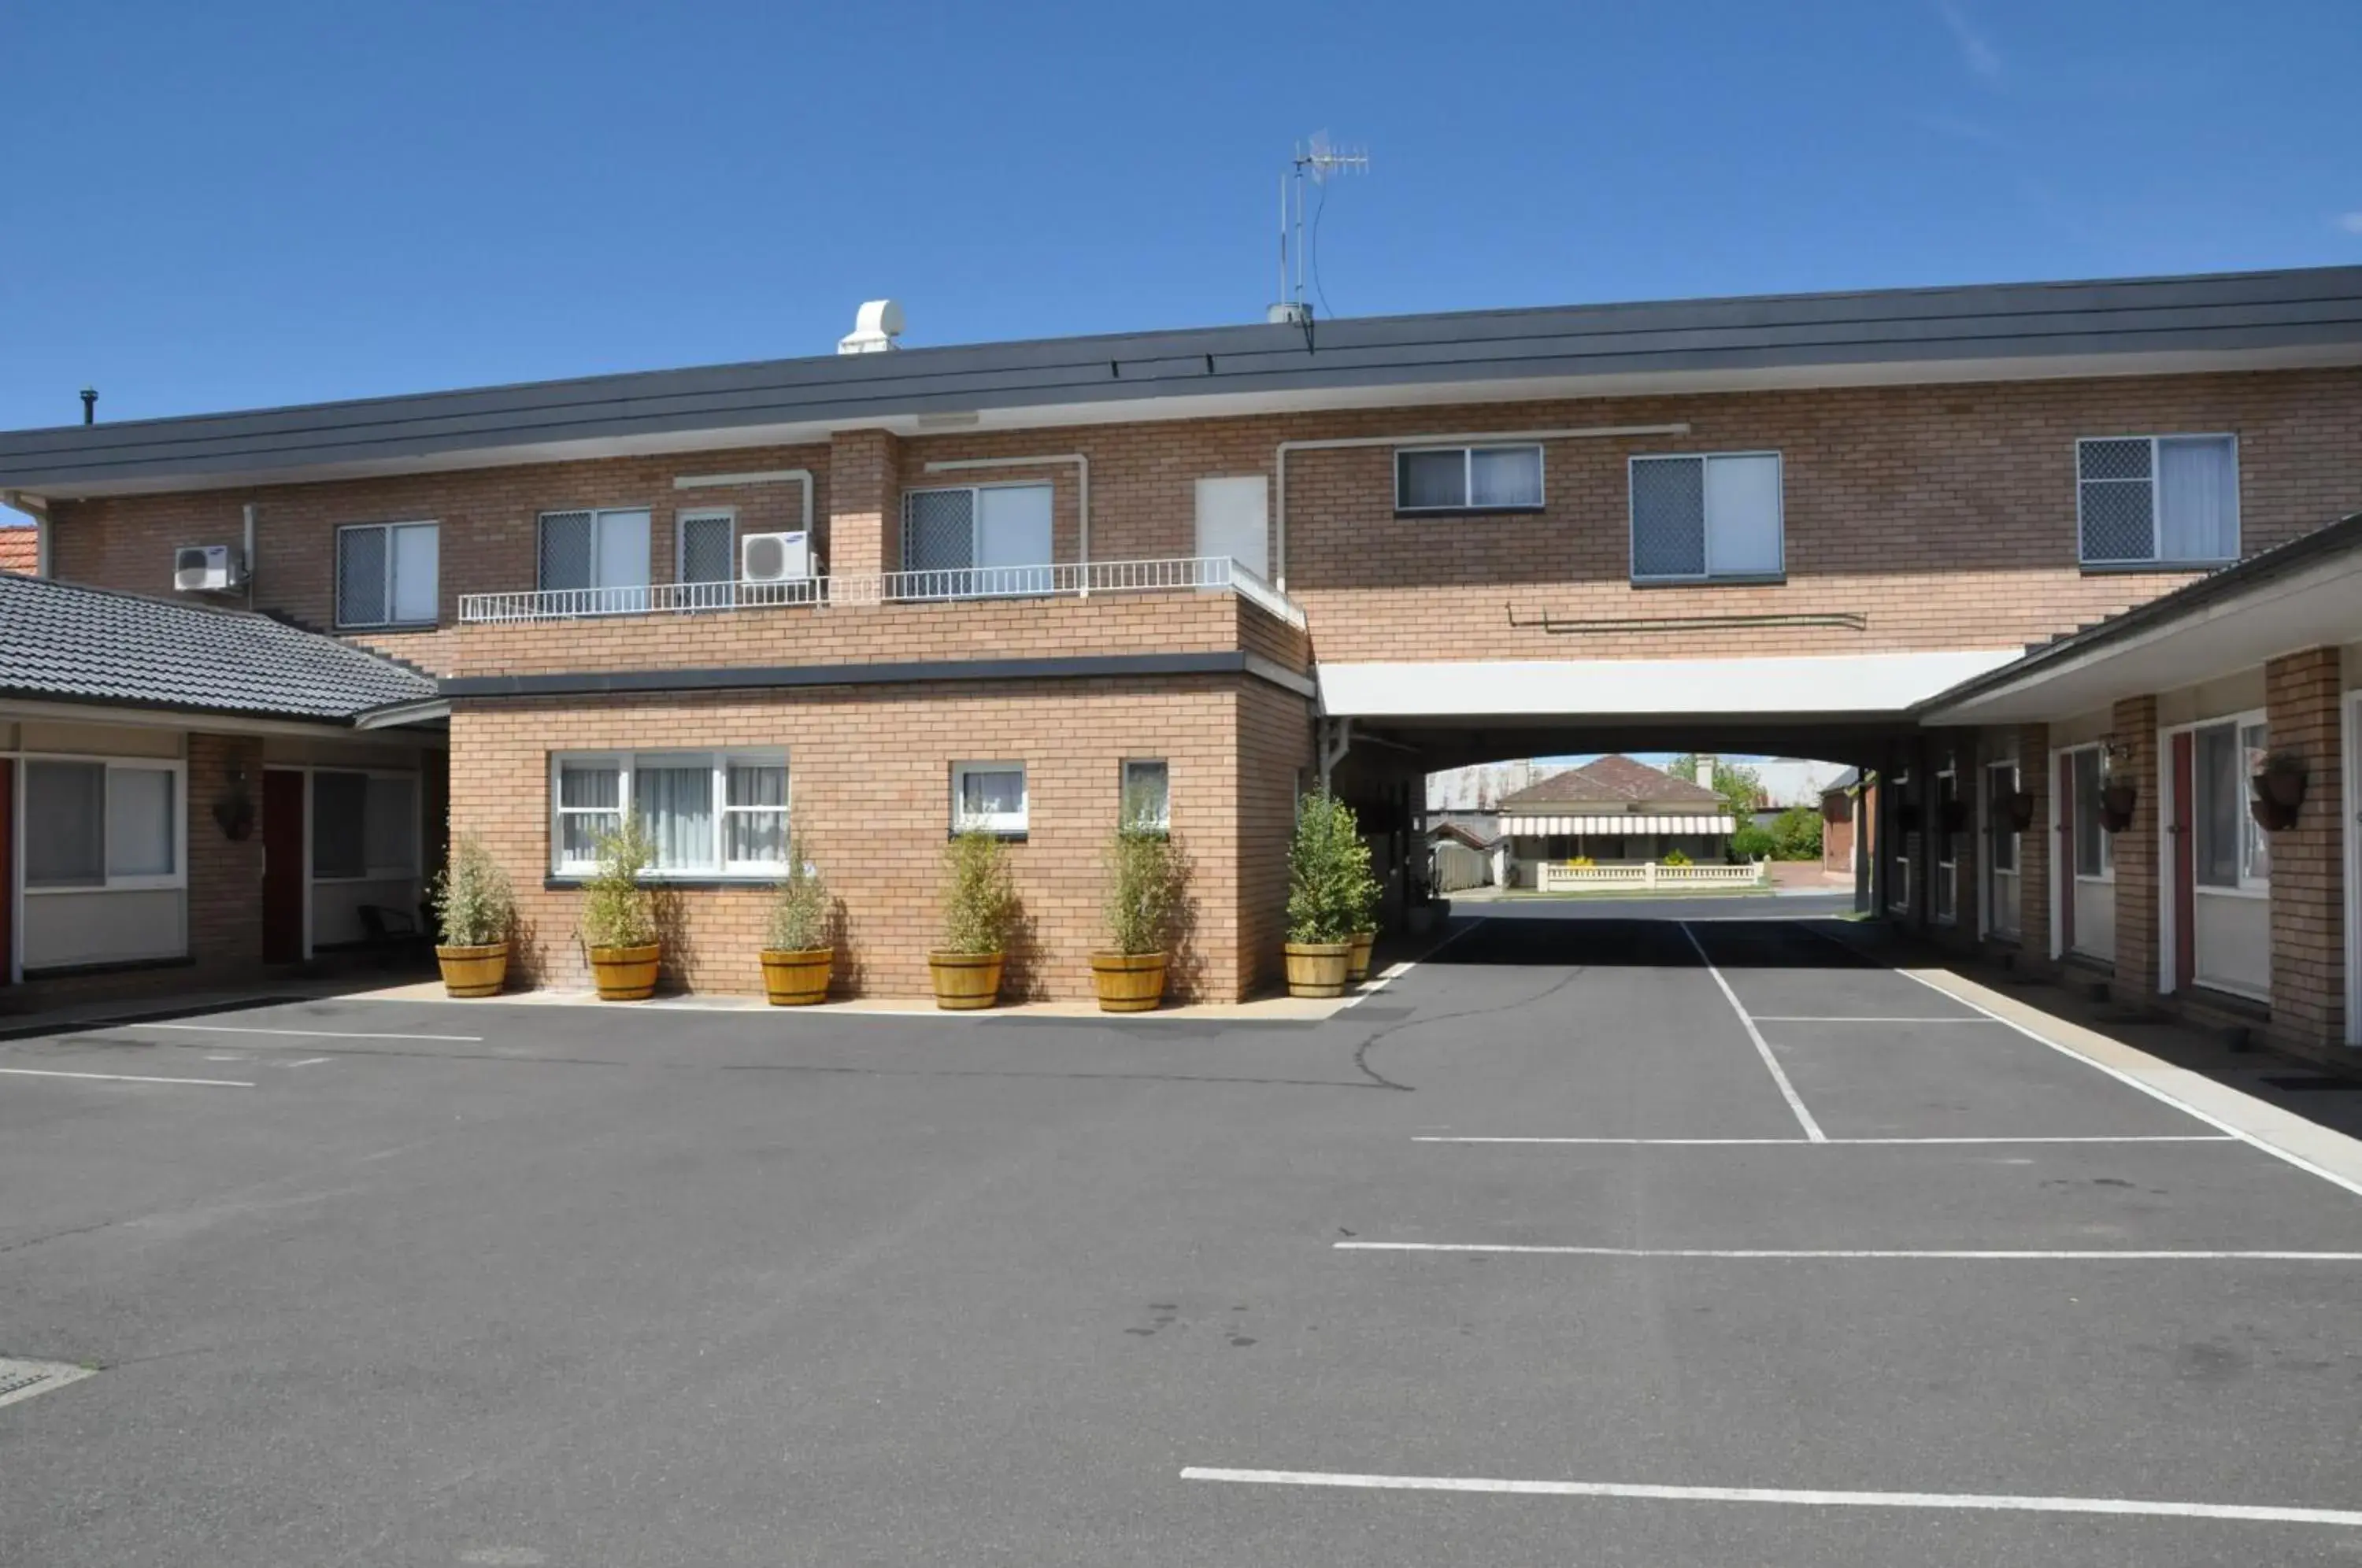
1728,824 -> 1775,862
1101,793 -> 1185,956
1771,804 -> 1825,861
431,831 -> 515,948
1661,847 -> 1693,867
940,829 -> 1018,955
579,818 -> 657,949
766,836 -> 831,952
1287,791 -> 1372,945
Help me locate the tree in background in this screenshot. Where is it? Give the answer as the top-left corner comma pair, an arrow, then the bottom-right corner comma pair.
1728,823 -> 1776,863
1665,753 -> 1764,823
1770,804 -> 1824,861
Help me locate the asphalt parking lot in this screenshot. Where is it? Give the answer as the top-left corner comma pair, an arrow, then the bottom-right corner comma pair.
5,901 -> 2361,1566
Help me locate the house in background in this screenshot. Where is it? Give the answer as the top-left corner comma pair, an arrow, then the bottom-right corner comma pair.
0,524 -> 35,576
1820,767 -> 1875,884
1427,819 -> 1503,891
1498,755 -> 1735,884
1425,759 -> 1576,812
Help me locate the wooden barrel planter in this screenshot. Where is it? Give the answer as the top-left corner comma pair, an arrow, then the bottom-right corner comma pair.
435,942 -> 509,999
1284,941 -> 1352,998
928,950 -> 1005,1011
1346,930 -> 1376,983
589,943 -> 661,1001
1090,951 -> 1168,1012
760,948 -> 833,1007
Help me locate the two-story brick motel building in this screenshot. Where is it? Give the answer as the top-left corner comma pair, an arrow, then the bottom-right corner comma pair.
2,266 -> 2360,1062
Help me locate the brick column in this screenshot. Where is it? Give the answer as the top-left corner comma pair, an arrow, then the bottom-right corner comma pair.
187,733 -> 267,968
2015,723 -> 2051,960
2110,696 -> 2160,1003
2266,647 -> 2345,1053
827,428 -> 903,578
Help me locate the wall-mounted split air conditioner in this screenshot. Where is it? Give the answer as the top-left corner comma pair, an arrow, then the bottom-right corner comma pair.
740,531 -> 814,583
172,544 -> 245,592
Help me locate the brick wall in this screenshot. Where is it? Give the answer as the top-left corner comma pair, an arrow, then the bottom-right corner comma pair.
1235,681 -> 1316,994
186,733 -> 267,967
2109,697 -> 2161,1002
450,674 -> 1294,1002
2265,647 -> 2345,1053
2015,724 -> 2053,959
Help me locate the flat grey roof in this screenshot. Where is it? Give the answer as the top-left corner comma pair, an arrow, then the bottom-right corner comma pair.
5,265 -> 2360,497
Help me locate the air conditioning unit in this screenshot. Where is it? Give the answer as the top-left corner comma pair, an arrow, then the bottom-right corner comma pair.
172,544 -> 245,592
740,531 -> 814,583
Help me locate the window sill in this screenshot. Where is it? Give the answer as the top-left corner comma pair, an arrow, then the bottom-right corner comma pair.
946,830 -> 1029,842
313,874 -> 419,886
1629,573 -> 1787,590
19,953 -> 195,982
2077,559 -> 2232,576
2193,882 -> 2270,901
24,878 -> 187,895
337,620 -> 441,633
1392,506 -> 1547,520
545,875 -> 786,891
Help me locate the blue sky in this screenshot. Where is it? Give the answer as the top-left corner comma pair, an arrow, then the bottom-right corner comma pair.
2,0 -> 2357,442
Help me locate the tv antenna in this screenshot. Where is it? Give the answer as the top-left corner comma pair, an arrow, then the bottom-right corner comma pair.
1269,133 -> 1368,326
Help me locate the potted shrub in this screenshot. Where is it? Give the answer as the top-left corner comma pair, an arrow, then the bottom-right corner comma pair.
2251,750 -> 2307,831
759,836 -> 833,1005
931,828 -> 1016,1010
2099,775 -> 2139,834
1091,792 -> 1183,1011
430,830 -> 515,998
1284,791 -> 1366,997
580,818 -> 661,1001
1346,851 -> 1382,984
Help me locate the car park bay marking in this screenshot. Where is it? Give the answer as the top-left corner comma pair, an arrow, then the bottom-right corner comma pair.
0,1067 -> 254,1088
1335,1241 -> 2362,1261
1412,1134 -> 2239,1146
134,1023 -> 483,1043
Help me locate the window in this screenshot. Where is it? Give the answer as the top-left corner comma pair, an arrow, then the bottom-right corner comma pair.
336,522 -> 439,627
24,760 -> 181,889
1934,768 -> 1959,924
550,752 -> 790,877
951,761 -> 1027,835
313,771 -> 416,880
2077,435 -> 2238,566
539,508 -> 653,606
1630,453 -> 1783,581
678,508 -> 736,608
1121,759 -> 1169,830
1394,446 -> 1543,512
2071,747 -> 2113,879
1986,761 -> 2019,874
2194,718 -> 2268,889
901,485 -> 1053,595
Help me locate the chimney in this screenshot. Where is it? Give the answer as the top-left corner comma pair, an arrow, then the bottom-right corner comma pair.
837,299 -> 905,355
80,387 -> 97,425
1695,754 -> 1716,790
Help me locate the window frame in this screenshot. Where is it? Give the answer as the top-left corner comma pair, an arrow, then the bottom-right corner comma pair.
335,520 -> 440,629
537,506 -> 655,594
1984,759 -> 2020,876
950,760 -> 1028,838
1120,758 -> 1170,831
1392,444 -> 1547,516
676,506 -> 738,588
20,755 -> 188,894
2066,744 -> 2115,883
547,749 -> 791,879
2186,710 -> 2270,896
2074,434 -> 2240,570
1627,450 -> 1786,584
309,767 -> 422,885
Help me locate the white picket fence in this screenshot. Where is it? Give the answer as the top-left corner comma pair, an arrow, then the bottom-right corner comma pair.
1537,860 -> 1768,893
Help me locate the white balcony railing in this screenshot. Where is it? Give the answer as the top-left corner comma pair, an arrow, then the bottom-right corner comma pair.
1537,861 -> 1769,893
456,556 -> 1306,629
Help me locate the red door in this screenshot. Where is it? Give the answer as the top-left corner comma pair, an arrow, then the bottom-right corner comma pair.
2055,753 -> 2075,955
0,758 -> 12,986
2171,730 -> 2197,989
262,770 -> 305,963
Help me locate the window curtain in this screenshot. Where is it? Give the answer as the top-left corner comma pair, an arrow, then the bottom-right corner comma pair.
365,776 -> 416,875
2157,438 -> 2237,562
106,768 -> 176,878
1468,448 -> 1541,508
635,764 -> 714,870
313,771 -> 369,878
724,763 -> 787,865
1398,451 -> 1466,509
960,768 -> 1023,819
557,764 -> 621,863
391,525 -> 439,623
24,761 -> 105,886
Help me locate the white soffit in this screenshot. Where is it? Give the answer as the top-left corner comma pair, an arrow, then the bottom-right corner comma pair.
1927,555 -> 2362,724
1316,650 -> 2023,719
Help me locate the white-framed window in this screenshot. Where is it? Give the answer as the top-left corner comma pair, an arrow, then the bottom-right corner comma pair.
1394,445 -> 1544,512
335,521 -> 439,627
901,484 -> 1053,594
2069,745 -> 2114,880
539,508 -> 653,604
22,758 -> 184,891
1630,452 -> 1784,582
951,761 -> 1027,835
1121,759 -> 1170,830
2075,435 -> 2238,567
548,751 -> 790,878
1934,766 -> 1959,924
1986,760 -> 2020,875
2193,715 -> 2268,890
312,770 -> 419,882
1887,767 -> 1912,912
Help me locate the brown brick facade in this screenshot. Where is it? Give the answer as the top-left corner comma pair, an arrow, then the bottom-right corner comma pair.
2108,699 -> 2162,1004
2014,724 -> 2052,960
2265,648 -> 2346,1053
186,733 -> 266,968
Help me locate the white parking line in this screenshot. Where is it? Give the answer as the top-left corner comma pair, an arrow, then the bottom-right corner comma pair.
1677,923 -> 1825,1143
1750,1016 -> 1997,1024
1413,1134 -> 2239,1146
130,1023 -> 483,1043
1335,1241 -> 2362,1260
0,1067 -> 254,1089
1178,1467 -> 2362,1528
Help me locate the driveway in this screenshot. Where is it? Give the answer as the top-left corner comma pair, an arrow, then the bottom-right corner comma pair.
3,904 -> 2360,1566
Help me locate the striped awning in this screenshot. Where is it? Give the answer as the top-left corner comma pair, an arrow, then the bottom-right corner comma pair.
1504,814 -> 1737,837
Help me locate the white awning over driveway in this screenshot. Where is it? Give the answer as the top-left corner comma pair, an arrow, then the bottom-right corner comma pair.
1316,651 -> 2020,719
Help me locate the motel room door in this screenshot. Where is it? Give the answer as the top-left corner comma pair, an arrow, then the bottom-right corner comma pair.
0,758 -> 11,986
262,768 -> 306,963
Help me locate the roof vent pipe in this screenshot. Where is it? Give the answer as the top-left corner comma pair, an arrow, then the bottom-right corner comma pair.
80,388 -> 97,424
837,300 -> 905,355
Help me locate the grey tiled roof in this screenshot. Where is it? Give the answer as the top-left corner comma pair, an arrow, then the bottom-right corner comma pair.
0,574 -> 437,722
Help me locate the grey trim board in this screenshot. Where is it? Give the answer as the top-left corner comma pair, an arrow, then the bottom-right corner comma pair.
442,649 -> 1303,700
